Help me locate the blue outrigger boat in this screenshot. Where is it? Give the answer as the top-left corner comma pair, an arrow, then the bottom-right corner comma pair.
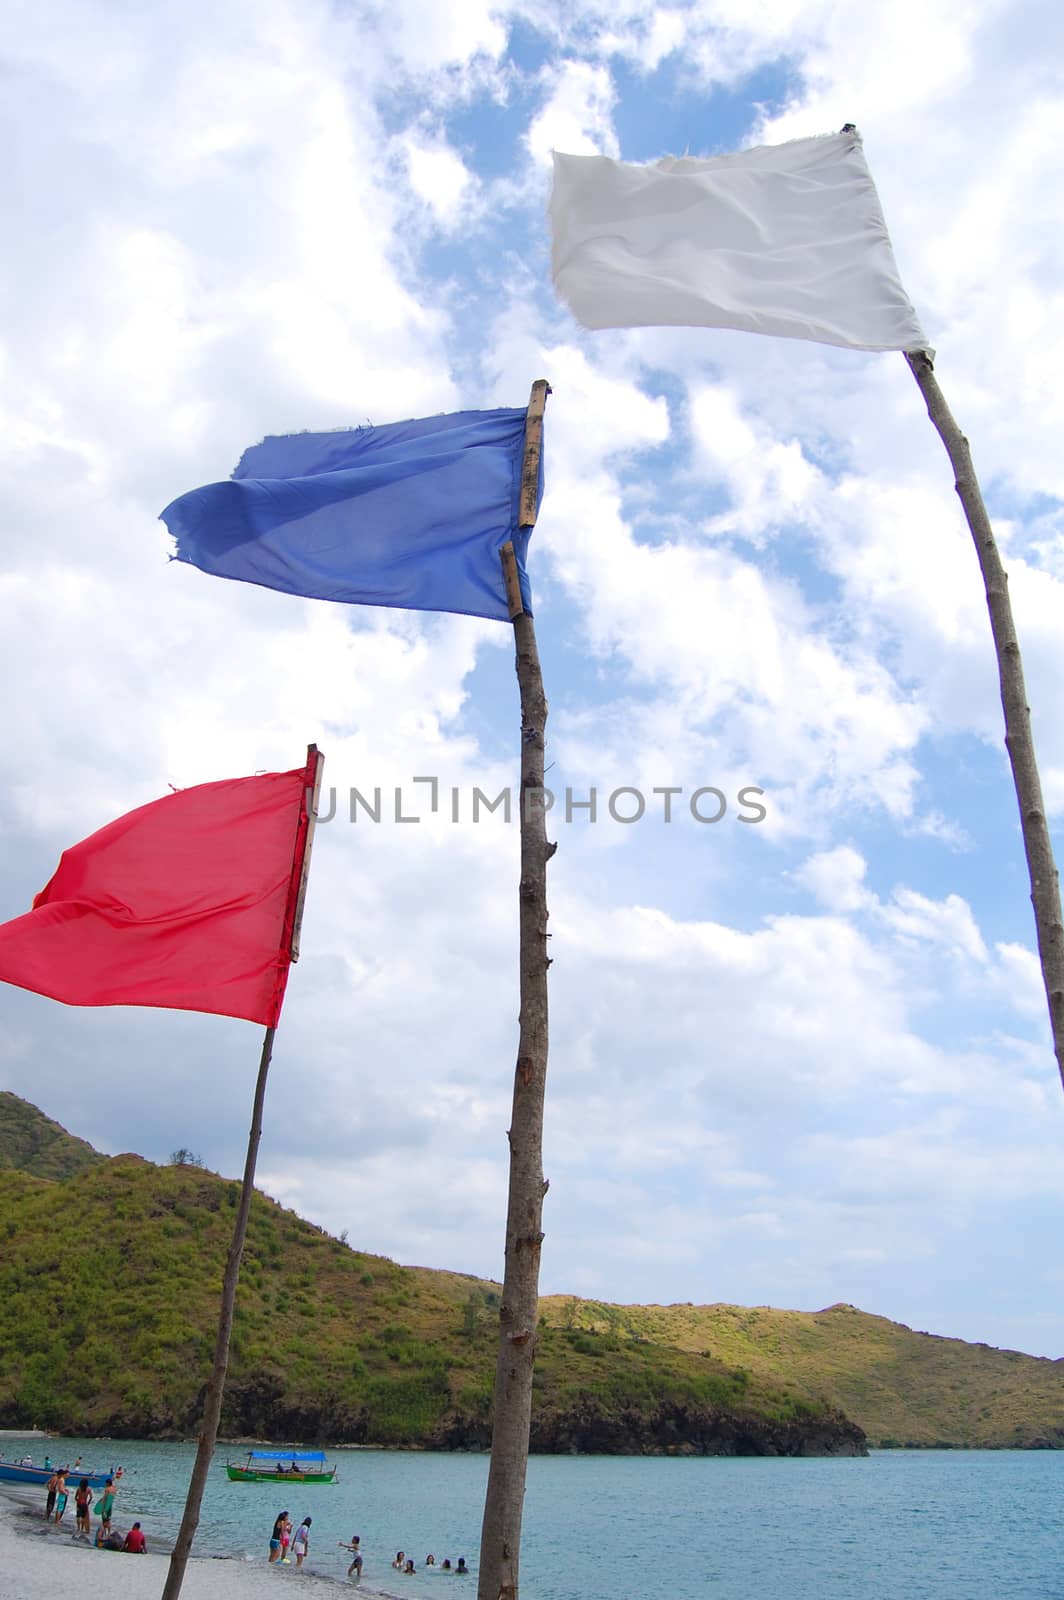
0,1458 -> 111,1489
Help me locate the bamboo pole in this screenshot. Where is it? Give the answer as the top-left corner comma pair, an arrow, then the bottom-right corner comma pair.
907,352 -> 1064,1090
160,1022 -> 277,1600
161,745 -> 325,1600
477,381 -> 553,1600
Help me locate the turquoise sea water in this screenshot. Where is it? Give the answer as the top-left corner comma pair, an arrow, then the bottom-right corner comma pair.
4,1434 -> 1062,1600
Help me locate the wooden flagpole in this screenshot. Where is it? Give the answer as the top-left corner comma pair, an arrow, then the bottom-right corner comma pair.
161,744 -> 325,1600
478,380 -> 554,1600
907,352 -> 1064,1090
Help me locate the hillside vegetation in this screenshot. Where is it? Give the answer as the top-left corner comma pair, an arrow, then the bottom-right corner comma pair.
539,1298 -> 1064,1449
0,1149 -> 859,1455
1,1096 -> 1060,1451
0,1091 -> 105,1180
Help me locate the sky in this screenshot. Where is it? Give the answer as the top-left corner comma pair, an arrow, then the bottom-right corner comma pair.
3,0 -> 1064,1363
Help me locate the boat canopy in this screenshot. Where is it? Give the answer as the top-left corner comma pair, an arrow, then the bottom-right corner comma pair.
245,1450 -> 326,1462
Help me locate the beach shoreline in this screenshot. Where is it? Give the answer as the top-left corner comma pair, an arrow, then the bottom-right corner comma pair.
0,1489 -> 375,1600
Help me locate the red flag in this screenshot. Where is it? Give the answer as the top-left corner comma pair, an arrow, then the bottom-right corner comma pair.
0,754 -> 319,1026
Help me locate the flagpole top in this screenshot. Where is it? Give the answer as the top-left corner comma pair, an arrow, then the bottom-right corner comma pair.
288,746 -> 325,965
519,380 -> 551,529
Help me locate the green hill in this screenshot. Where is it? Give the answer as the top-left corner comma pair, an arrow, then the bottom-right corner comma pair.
539,1297 -> 1064,1449
1,1102 -> 1060,1451
0,1091 -> 106,1180
0,1151 -> 860,1455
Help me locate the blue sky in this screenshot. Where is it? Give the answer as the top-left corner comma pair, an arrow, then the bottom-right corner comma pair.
2,0 -> 1064,1363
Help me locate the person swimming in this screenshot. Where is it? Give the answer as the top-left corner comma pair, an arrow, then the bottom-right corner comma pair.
455,1558 -> 468,1575
404,1558 -> 417,1574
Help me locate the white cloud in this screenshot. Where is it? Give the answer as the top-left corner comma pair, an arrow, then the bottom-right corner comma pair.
795,846 -> 872,913
400,138 -> 479,227
993,941 -> 1051,1024
596,8 -> 688,72
879,889 -> 989,966
525,60 -> 618,165
689,383 -> 823,542
378,0 -> 509,73
538,471 -> 928,832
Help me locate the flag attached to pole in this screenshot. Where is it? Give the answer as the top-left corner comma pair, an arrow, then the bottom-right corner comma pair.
550,130 -> 929,354
161,407 -> 537,623
0,752 -> 319,1026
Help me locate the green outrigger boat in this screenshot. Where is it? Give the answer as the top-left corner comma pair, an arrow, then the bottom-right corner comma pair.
225,1449 -> 337,1484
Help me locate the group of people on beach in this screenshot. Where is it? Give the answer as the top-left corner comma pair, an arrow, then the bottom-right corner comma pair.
268,1517 -> 469,1581
268,1511 -> 314,1568
43,1468 -> 142,1551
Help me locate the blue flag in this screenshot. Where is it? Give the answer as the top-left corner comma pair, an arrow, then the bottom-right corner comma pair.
160,406 -> 537,622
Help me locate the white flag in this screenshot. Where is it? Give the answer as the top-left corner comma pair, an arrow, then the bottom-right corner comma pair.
550,130 -> 930,354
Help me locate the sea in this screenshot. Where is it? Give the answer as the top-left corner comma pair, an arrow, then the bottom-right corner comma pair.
3,1432 -> 1062,1600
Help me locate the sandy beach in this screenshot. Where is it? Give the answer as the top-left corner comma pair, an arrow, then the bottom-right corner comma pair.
1,1492 -> 363,1600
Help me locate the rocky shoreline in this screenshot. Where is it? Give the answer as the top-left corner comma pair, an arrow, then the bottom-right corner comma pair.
437,1400 -> 867,1457
33,1400 -> 866,1458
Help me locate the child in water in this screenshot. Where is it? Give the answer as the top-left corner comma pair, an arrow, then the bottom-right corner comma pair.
339,1534 -> 363,1578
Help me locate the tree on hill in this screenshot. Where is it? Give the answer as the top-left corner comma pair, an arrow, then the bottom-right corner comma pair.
169,1148 -> 205,1167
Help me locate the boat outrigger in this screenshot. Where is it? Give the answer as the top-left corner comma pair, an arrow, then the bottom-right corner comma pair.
225,1449 -> 337,1484
0,1459 -> 111,1489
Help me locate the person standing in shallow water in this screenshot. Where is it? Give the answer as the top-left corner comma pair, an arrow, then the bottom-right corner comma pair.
97,1478 -> 116,1535
269,1510 -> 288,1563
338,1533 -> 363,1578
74,1478 -> 92,1541
293,1516 -> 312,1569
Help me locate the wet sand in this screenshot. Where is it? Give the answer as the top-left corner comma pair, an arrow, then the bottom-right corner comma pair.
1,1492 -> 362,1600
